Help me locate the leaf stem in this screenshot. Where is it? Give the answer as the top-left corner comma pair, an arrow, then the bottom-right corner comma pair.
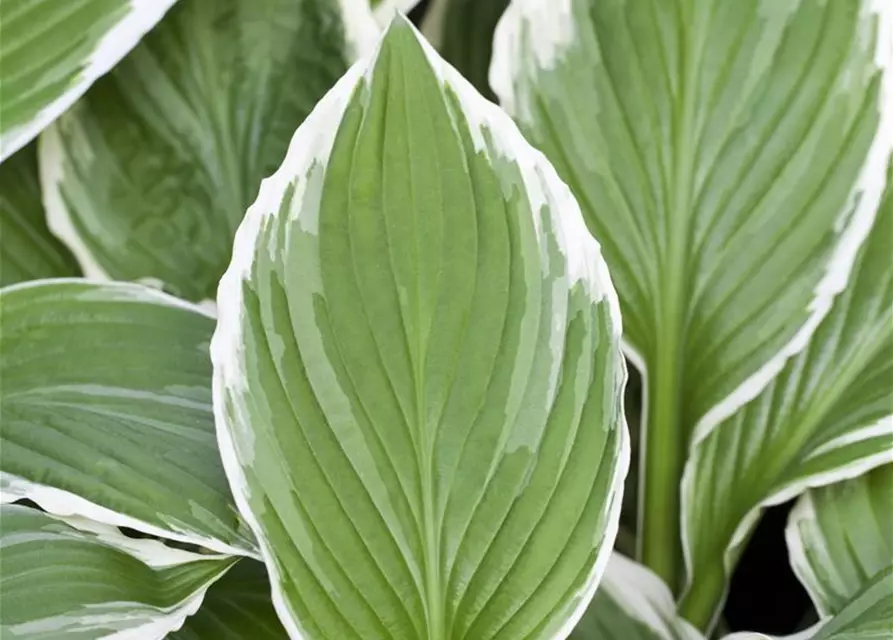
639,1 -> 700,592
678,561 -> 727,631
639,330 -> 685,590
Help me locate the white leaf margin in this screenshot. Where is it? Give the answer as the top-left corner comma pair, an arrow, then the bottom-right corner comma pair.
684,0 -> 893,445
0,472 -> 256,560
1,505 -> 237,640
785,490 -> 839,618
598,554 -> 705,640
0,278 -> 255,559
679,10 -> 893,610
679,422 -> 893,630
36,0 -> 390,299
0,0 -> 179,164
784,474 -> 893,619
211,16 -> 628,640
489,0 -> 893,447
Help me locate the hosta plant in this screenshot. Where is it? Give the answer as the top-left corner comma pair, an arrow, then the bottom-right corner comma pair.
0,0 -> 891,639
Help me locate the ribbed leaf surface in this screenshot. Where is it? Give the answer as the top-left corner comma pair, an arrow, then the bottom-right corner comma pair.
491,0 -> 891,586
787,464 -> 893,617
0,0 -> 177,161
0,144 -> 80,286
680,160 -> 893,625
41,0 -> 373,300
213,19 -> 628,640
0,505 -> 235,640
0,280 -> 253,554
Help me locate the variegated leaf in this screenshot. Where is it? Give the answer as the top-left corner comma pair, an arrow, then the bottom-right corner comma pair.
0,279 -> 253,555
213,18 -> 628,640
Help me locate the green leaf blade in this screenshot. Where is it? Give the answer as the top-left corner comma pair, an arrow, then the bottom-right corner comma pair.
492,0 -> 890,441
213,19 -> 628,640
680,157 -> 893,626
0,0 -> 177,162
812,566 -> 893,640
492,0 -> 891,594
0,144 -> 80,286
0,279 -> 253,555
787,464 -> 893,617
40,0 -> 375,301
170,559 -> 287,640
0,505 -> 236,640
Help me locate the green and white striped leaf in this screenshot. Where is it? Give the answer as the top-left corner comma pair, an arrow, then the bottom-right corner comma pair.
40,0 -> 381,301
0,279 -> 253,555
491,0 -> 893,584
0,0 -> 177,163
0,504 -> 236,640
213,18 -> 628,640
0,144 -> 80,286
787,464 -> 893,617
171,559 -> 287,640
810,566 -> 893,640
493,0 -> 890,433
570,554 -> 702,640
679,159 -> 893,627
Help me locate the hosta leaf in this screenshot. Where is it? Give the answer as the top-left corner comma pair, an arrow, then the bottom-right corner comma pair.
213,18 -> 628,640
0,504 -> 236,640
787,464 -> 893,617
170,559 -> 287,640
491,0 -> 892,581
0,0 -> 177,163
810,566 -> 893,640
0,279 -> 253,555
40,0 -> 380,301
680,159 -> 893,627
570,554 -> 702,640
0,144 -> 80,286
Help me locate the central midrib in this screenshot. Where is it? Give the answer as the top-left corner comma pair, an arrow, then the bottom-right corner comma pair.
641,0 -> 704,589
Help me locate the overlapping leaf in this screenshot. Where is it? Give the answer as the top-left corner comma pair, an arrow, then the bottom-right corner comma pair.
0,505 -> 236,640
570,554 -> 702,640
40,0 -> 379,300
0,144 -> 80,286
680,160 -> 893,627
0,0 -> 177,162
491,0 -> 891,584
171,559 -> 287,640
0,280 -> 253,555
787,464 -> 893,617
809,567 -> 893,640
213,19 -> 627,640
